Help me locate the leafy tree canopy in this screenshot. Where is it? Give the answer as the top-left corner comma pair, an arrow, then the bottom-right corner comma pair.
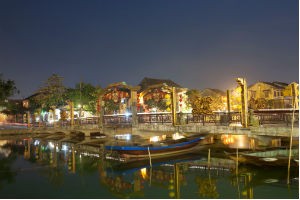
0,74 -> 19,106
32,74 -> 66,111
65,82 -> 103,114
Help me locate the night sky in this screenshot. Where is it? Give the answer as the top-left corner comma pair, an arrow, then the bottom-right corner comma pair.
0,0 -> 298,98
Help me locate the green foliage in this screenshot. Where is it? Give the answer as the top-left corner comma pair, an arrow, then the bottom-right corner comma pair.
104,99 -> 119,114
65,82 -> 103,114
144,99 -> 168,111
2,100 -> 25,115
0,74 -> 19,105
191,96 -> 213,115
33,74 -> 66,110
186,89 -> 201,109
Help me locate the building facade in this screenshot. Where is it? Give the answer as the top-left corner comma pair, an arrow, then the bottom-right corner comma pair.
247,81 -> 298,109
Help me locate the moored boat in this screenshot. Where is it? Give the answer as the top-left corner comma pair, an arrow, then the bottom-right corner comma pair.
225,148 -> 299,167
105,137 -> 204,162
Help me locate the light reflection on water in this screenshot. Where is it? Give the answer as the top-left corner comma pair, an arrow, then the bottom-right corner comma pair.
0,136 -> 298,199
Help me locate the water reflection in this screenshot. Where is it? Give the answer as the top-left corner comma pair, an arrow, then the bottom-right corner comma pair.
221,134 -> 253,149
0,146 -> 17,190
220,133 -> 295,150
0,136 -> 298,199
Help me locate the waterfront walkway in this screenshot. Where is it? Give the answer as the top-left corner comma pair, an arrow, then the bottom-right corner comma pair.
0,122 -> 298,139
1,110 -> 299,138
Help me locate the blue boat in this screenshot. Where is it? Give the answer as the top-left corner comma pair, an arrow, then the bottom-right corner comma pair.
105,137 -> 203,161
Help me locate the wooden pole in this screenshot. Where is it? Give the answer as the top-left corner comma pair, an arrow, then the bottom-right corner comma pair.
208,148 -> 211,169
147,147 -> 152,167
227,90 -> 231,124
236,78 -> 248,128
171,87 -> 177,126
174,163 -> 180,198
236,147 -> 239,176
241,79 -> 248,128
72,147 -> 76,173
130,87 -> 139,128
70,102 -> 74,128
27,111 -> 30,128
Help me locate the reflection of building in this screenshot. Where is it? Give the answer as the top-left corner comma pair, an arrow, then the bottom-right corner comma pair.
23,139 -> 32,159
221,134 -> 256,149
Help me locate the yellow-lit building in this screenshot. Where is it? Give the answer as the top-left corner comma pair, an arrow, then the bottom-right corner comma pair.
137,77 -> 188,113
247,81 -> 298,109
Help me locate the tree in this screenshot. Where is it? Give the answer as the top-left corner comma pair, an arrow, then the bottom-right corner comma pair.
144,98 -> 169,111
186,89 -> 201,105
65,82 -> 103,114
33,74 -> 66,111
0,74 -> 19,106
230,87 -> 242,111
191,96 -> 213,115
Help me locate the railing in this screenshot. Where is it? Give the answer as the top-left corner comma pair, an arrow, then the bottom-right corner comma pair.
29,117 -> 100,128
22,110 -> 298,127
179,112 -> 241,125
103,115 -> 132,125
135,112 -> 241,125
137,113 -> 172,124
253,110 -> 299,126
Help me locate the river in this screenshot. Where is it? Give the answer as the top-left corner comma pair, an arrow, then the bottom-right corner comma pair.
0,134 -> 298,199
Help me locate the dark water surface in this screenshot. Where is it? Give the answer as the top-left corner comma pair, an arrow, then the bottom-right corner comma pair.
0,136 -> 298,199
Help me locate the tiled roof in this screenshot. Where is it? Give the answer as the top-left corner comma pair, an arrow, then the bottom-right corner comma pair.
248,81 -> 289,89
200,88 -> 226,97
138,77 -> 182,91
262,81 -> 288,89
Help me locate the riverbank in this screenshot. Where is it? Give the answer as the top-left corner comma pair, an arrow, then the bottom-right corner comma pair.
0,123 -> 298,139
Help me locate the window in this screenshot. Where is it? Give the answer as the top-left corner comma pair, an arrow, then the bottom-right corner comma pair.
263,90 -> 270,98
250,91 -> 256,98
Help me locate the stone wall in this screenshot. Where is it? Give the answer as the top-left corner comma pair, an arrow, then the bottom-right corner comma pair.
136,123 -> 299,137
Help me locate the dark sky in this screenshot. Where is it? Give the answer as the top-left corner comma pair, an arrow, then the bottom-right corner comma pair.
0,0 -> 298,98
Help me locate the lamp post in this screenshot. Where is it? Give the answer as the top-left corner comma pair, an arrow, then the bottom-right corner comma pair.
66,100 -> 74,128
236,78 -> 248,128
171,87 -> 177,126
227,90 -> 231,123
78,104 -> 82,125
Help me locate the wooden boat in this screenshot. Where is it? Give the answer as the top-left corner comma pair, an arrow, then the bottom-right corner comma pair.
105,137 -> 203,162
225,148 -> 299,167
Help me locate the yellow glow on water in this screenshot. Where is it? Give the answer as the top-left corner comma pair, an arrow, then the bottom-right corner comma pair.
172,132 -> 185,140
150,135 -> 166,142
221,134 -> 250,149
140,168 -> 147,179
150,136 -> 160,142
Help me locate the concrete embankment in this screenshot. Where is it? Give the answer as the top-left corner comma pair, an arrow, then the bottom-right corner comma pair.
135,124 -> 299,138
0,123 -> 298,138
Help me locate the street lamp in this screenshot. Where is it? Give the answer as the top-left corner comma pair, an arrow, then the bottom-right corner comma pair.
236,78 -> 248,128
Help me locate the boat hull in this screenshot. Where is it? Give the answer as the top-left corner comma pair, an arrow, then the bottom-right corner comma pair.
105,137 -> 203,161
226,148 -> 299,167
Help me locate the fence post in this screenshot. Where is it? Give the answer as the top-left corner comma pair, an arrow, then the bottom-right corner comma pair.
186,113 -> 189,124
